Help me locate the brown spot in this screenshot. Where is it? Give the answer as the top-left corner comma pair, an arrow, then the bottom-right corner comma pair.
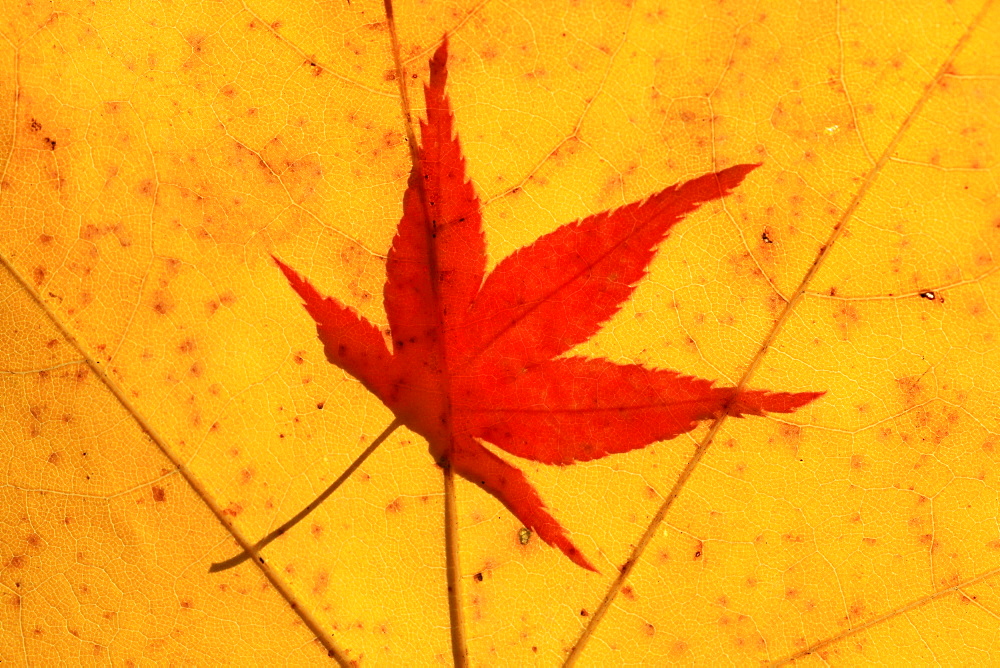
8,556 -> 25,569
180,599 -> 193,609
768,421 -> 802,454
474,572 -> 483,582
580,609 -> 589,616
833,303 -> 861,340
43,137 -> 56,150
313,570 -> 329,596
643,623 -> 655,637
152,293 -> 174,315
222,502 -> 243,517
186,33 -> 206,54
152,486 -> 166,502
386,497 -> 403,513
33,266 -> 46,286
850,454 -> 865,470
239,468 -> 254,484
622,585 -> 636,601
896,376 -> 926,408
47,452 -> 60,465
311,524 -> 324,538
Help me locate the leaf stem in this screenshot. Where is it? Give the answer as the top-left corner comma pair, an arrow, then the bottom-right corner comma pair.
209,418 -> 402,573
443,461 -> 469,667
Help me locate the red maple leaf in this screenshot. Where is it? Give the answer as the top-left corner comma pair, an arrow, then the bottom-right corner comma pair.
274,39 -> 822,572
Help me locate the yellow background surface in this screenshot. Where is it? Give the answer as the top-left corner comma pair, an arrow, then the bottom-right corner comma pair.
2,0 -> 999,664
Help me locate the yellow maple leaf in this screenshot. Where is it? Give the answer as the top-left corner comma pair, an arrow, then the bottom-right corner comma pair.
2,0 -> 999,665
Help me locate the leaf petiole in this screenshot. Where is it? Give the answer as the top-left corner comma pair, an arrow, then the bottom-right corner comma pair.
209,417 -> 402,573
442,460 -> 469,666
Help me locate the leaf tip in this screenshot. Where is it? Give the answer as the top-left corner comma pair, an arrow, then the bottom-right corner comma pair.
565,545 -> 599,573
430,35 -> 449,84
715,162 -> 762,194
729,388 -> 825,416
